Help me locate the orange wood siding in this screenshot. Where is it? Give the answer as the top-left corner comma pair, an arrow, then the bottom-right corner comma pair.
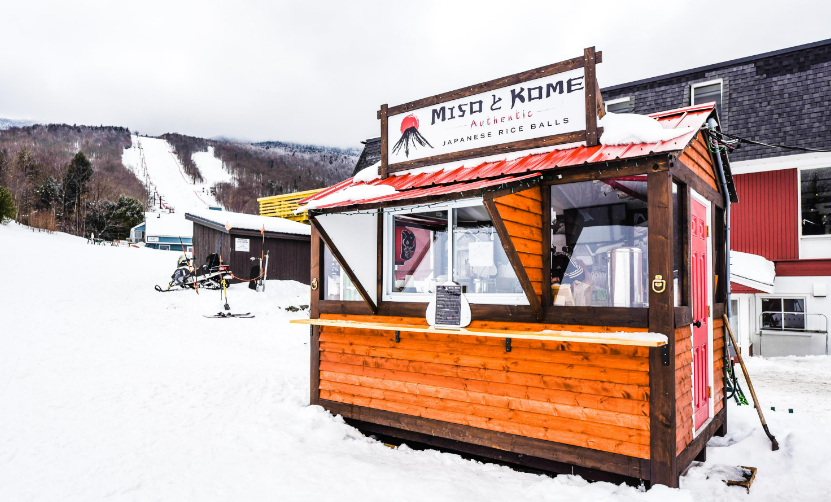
493,187 -> 544,299
713,317 -> 725,415
679,133 -> 720,192
317,314 -> 651,459
675,325 -> 693,455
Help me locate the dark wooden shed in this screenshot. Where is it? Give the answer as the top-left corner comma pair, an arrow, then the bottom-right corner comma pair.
185,210 -> 311,285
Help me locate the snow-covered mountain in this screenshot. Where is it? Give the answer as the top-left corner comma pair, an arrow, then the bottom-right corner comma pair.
0,117 -> 35,130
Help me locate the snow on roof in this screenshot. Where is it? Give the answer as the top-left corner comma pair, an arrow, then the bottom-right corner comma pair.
731,250 -> 775,294
144,213 -> 193,238
185,209 -> 311,236
300,104 -> 718,212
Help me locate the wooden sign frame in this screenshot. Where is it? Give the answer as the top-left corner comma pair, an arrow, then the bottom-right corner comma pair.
378,47 -> 603,178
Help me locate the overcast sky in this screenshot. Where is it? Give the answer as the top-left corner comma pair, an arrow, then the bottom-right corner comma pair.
1,1 -> 829,148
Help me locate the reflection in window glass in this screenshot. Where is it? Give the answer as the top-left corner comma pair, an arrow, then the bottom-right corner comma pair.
801,167 -> 831,236
391,211 -> 448,293
452,205 -> 521,294
761,297 -> 806,331
692,82 -> 722,117
550,178 -> 649,307
323,244 -> 359,301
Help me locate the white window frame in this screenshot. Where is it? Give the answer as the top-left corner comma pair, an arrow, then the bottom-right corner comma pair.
605,96 -> 630,113
382,198 -> 529,305
690,79 -> 723,107
757,294 -> 809,333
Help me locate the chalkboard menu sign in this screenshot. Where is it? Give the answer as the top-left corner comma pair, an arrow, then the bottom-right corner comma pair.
435,284 -> 463,328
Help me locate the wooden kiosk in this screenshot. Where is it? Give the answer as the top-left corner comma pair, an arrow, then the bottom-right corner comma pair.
292,48 -> 737,487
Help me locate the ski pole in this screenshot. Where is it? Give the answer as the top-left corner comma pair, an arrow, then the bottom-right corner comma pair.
722,314 -> 779,451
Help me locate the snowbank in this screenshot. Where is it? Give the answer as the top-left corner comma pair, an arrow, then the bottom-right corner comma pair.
730,250 -> 776,293
598,112 -> 695,146
144,212 -> 193,237
186,208 -> 311,236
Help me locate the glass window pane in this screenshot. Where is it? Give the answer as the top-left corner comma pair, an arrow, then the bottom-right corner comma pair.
761,298 -> 781,312
801,167 -> 831,236
762,312 -> 782,329
323,244 -> 358,301
784,313 -> 806,330
783,298 -> 805,313
452,205 -> 521,294
391,211 -> 449,293
607,100 -> 630,114
550,177 -> 648,307
693,82 -> 722,116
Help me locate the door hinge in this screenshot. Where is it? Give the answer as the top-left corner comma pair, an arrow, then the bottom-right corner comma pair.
706,225 -> 710,237
708,386 -> 712,398
707,305 -> 711,317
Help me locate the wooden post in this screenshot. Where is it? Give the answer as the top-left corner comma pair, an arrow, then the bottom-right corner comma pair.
379,104 -> 389,179
584,47 -> 599,147
647,170 -> 677,487
309,221 -> 322,405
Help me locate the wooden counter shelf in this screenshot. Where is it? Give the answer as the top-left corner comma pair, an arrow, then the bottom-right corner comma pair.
291,318 -> 667,347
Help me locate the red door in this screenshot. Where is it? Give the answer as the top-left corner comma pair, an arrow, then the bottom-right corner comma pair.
691,198 -> 710,430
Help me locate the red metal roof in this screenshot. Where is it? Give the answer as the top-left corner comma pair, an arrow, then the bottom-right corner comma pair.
302,104 -> 715,211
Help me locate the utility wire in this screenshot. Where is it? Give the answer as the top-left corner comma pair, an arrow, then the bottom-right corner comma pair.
707,129 -> 831,154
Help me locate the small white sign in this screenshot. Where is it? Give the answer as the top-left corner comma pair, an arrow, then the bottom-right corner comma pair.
468,241 -> 495,268
146,236 -> 159,243
235,238 -> 250,252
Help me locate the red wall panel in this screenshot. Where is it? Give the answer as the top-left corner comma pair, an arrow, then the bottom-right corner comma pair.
730,169 -> 799,261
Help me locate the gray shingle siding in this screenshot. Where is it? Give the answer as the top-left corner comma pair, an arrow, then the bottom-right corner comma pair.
602,40 -> 831,162
352,137 -> 381,177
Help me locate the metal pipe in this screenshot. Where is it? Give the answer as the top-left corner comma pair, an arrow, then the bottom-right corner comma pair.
708,118 -> 732,319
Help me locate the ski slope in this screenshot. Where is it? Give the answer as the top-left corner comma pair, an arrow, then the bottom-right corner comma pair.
122,135 -> 232,213
2,222 -> 831,501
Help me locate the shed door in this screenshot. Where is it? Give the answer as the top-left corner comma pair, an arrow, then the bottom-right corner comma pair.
691,198 -> 710,430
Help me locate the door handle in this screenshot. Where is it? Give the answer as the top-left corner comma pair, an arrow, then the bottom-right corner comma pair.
693,320 -> 702,328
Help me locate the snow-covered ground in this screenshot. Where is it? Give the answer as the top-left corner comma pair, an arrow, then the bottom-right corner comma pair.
122,136 -> 230,213
1,222 -> 830,501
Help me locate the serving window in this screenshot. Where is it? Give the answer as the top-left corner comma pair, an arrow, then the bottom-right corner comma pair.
383,200 -> 525,304
549,177 -> 649,307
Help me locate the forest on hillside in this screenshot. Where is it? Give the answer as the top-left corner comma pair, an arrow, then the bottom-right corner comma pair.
0,124 -> 146,239
163,133 -> 356,213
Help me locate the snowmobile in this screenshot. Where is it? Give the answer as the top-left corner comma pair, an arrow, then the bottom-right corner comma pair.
155,253 -> 233,292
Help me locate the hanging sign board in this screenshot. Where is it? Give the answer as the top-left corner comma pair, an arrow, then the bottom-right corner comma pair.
235,238 -> 250,252
378,48 -> 602,177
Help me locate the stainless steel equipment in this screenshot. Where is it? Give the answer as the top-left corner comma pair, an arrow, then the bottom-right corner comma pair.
607,247 -> 644,307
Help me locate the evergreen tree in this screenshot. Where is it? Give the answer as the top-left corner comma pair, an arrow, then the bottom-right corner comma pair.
62,151 -> 93,232
0,185 -> 16,224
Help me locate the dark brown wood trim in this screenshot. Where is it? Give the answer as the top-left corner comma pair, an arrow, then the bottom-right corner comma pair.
541,186 -> 552,308
484,199 -> 544,321
584,47 -> 599,147
380,52 -> 601,119
387,130 -> 590,174
379,104 -> 389,179
647,170 -> 678,487
321,398 -> 650,481
675,306 -> 692,328
713,303 -> 725,320
676,407 -> 726,476
595,78 -> 606,120
670,158 -> 725,209
309,225 -> 322,406
319,300 -> 647,327
541,156 -> 671,186
310,216 -> 378,314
